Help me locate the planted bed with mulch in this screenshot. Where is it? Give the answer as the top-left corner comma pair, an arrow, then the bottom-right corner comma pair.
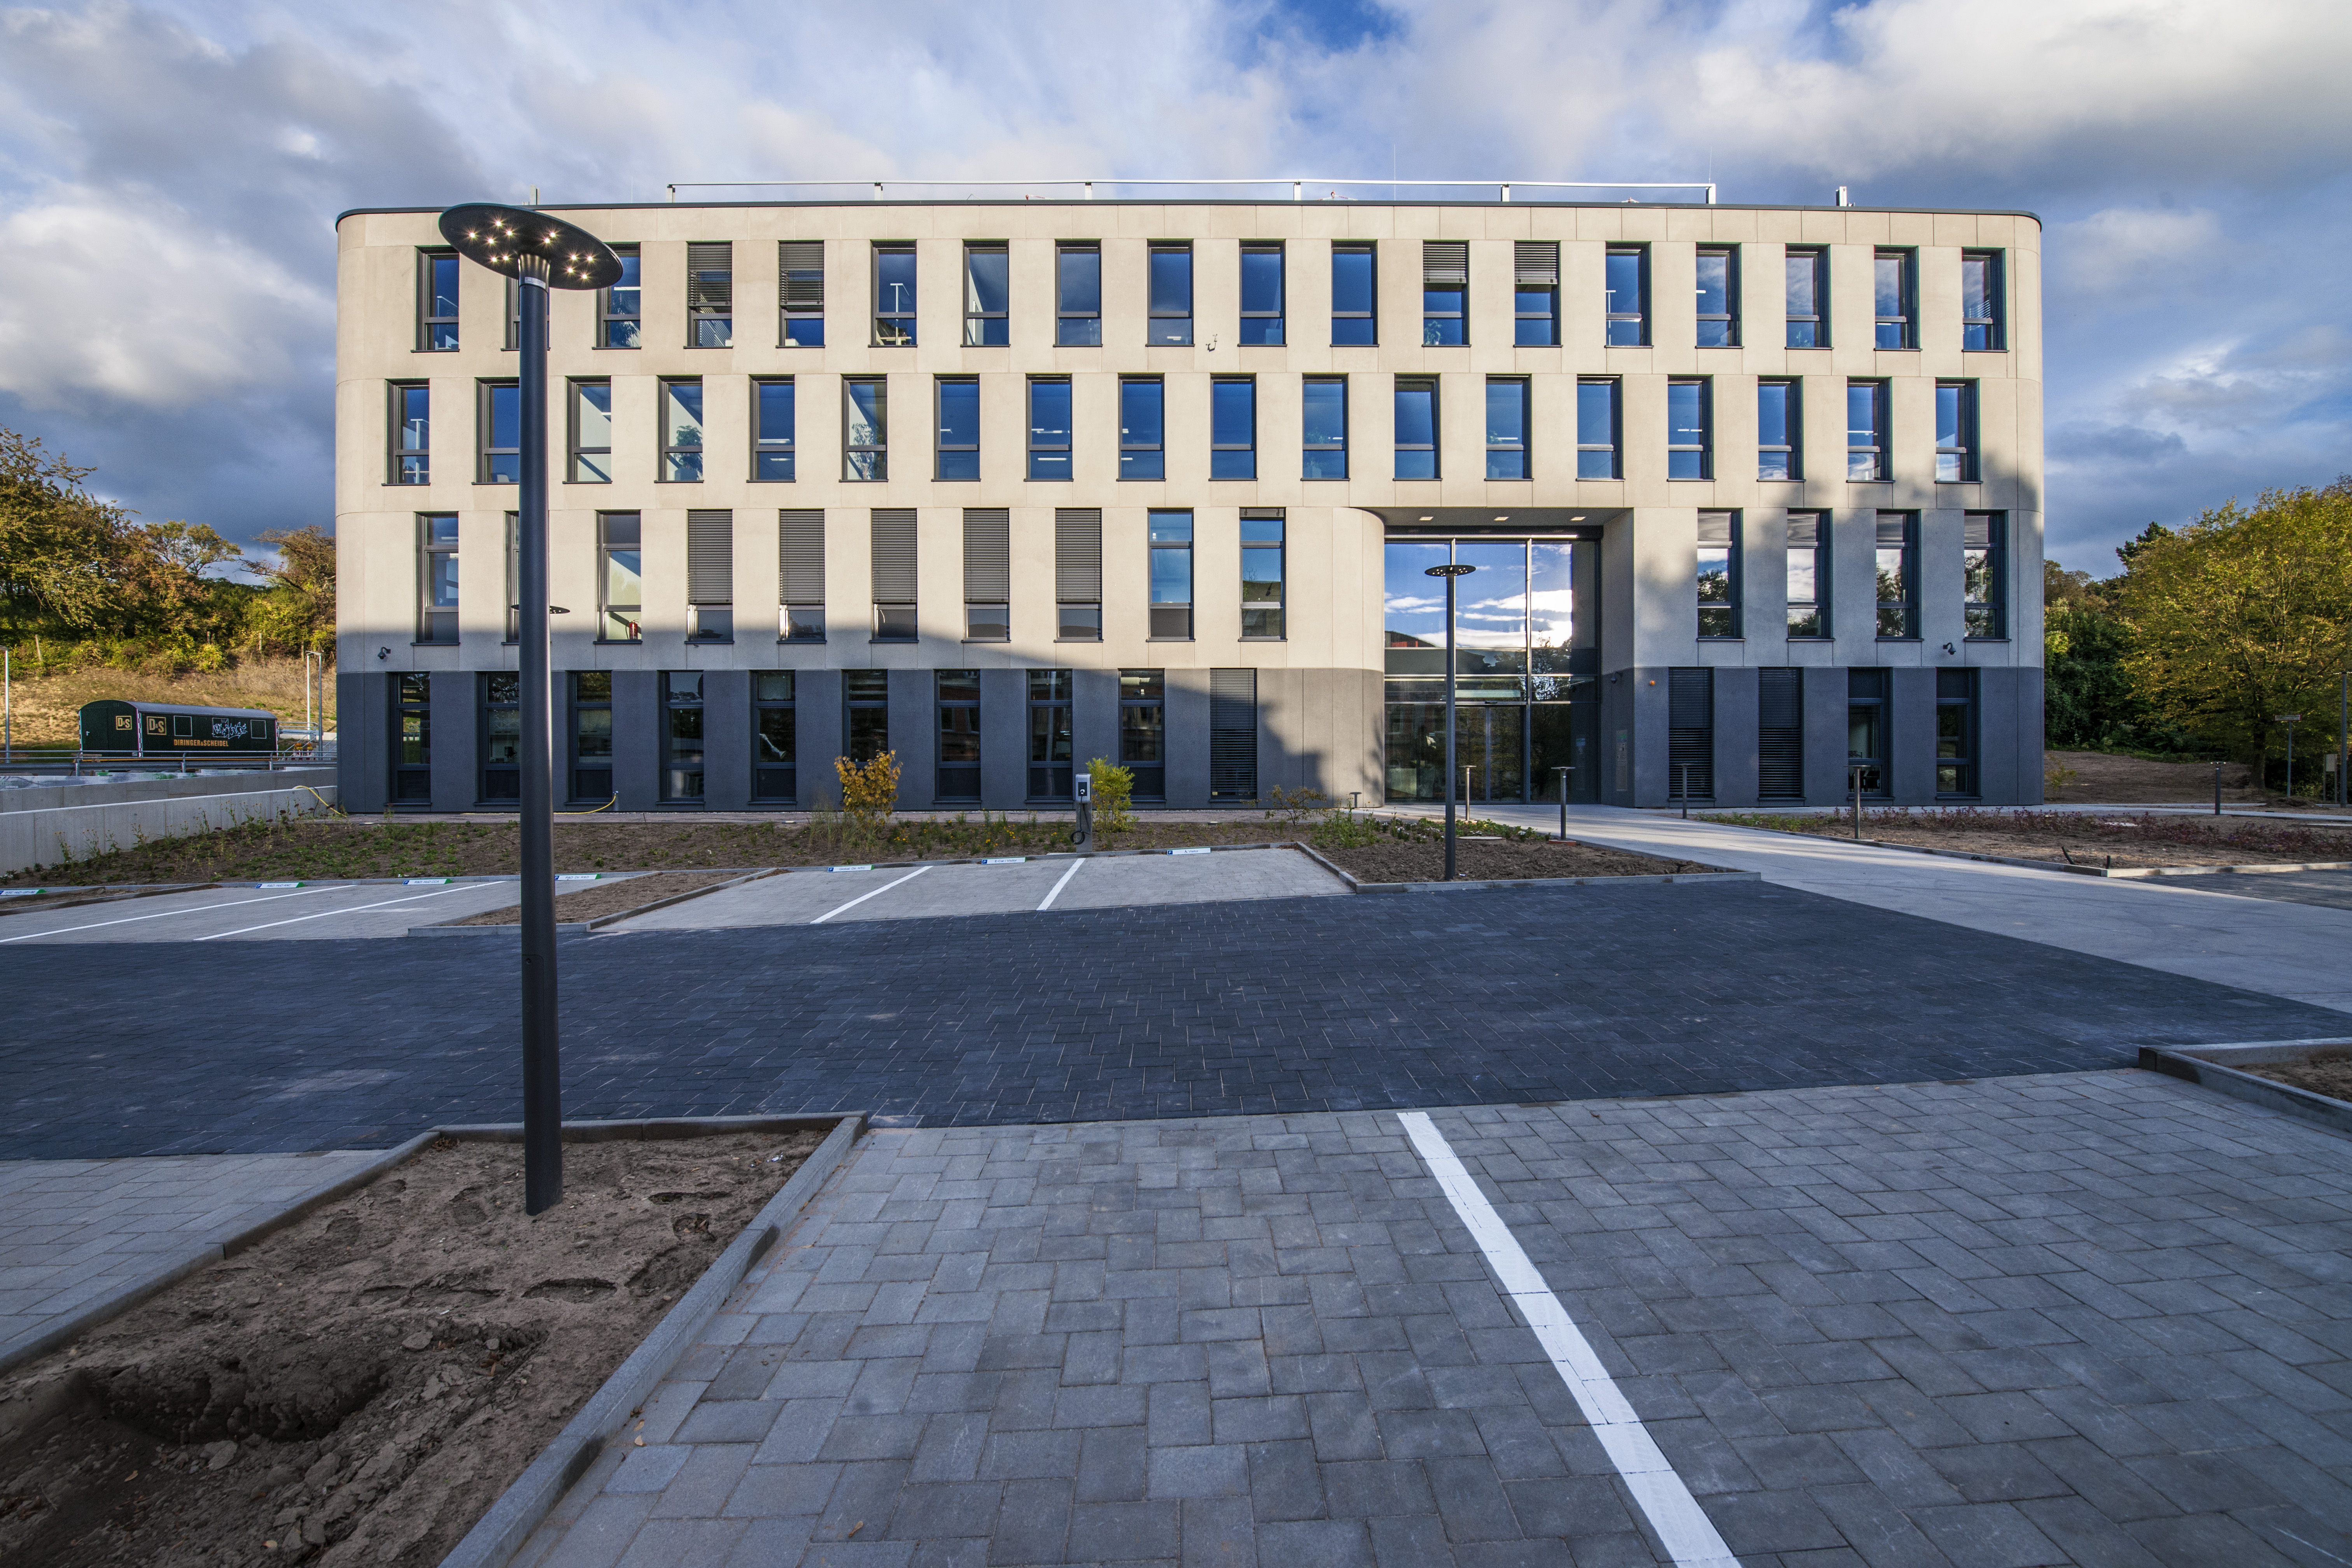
1318,835 -> 1726,884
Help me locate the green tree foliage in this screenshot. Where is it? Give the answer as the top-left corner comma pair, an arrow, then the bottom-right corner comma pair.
2042,555 -> 2187,752
248,523 -> 336,651
2117,480 -> 2352,773
0,428 -> 129,634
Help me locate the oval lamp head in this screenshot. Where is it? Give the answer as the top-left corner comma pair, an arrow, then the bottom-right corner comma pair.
438,203 -> 623,290
1424,563 -> 1477,578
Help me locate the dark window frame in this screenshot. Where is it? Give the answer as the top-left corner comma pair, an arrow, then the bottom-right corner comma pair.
936,668 -> 982,802
1028,376 -> 1073,481
476,379 -> 519,485
752,670 -> 796,802
568,378 -> 612,484
1577,378 -> 1621,480
1848,668 -> 1890,796
1149,510 -> 1193,640
1962,250 -> 2006,352
753,377 -> 796,481
1421,240 -> 1466,346
1874,248 -> 1917,350
780,240 -> 825,348
1604,245 -> 1649,346
1056,243 -> 1102,346
1118,668 -> 1167,800
1875,513 -> 1918,640
1965,513 -> 2008,640
1302,374 -> 1348,480
1514,241 -> 1559,347
1211,377 -> 1256,480
418,249 -> 459,351
1667,378 -> 1713,481
1847,380 -> 1888,482
659,377 -> 705,483
478,671 -> 521,806
1695,245 -> 1739,347
390,381 -> 429,484
1785,512 -> 1830,639
935,375 -> 980,482
844,669 -> 891,767
1696,511 -> 1740,640
1486,377 -> 1530,480
599,245 -> 641,349
1785,247 -> 1827,348
1241,510 -> 1285,640
687,242 -> 733,348
1395,376 -> 1438,480
1120,376 -> 1165,481
1239,241 -> 1285,345
1758,379 -> 1800,481
1937,380 -> 1979,482
843,376 -> 887,481
418,513 -> 459,644
1937,668 -> 1979,798
872,241 -> 917,347
660,670 -> 705,805
1147,242 -> 1193,346
1027,668 -> 1074,800
390,672 -> 431,805
963,241 -> 1008,346
568,670 -> 614,805
598,511 -> 642,643
1331,242 -> 1377,346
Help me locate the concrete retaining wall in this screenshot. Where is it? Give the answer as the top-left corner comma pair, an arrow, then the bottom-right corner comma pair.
1,769 -> 339,877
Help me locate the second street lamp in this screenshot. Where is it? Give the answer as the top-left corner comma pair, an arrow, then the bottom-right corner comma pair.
437,202 -> 621,1216
1424,562 -> 1477,881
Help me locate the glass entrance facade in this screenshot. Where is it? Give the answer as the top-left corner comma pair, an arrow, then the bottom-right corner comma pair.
1384,536 -> 1601,804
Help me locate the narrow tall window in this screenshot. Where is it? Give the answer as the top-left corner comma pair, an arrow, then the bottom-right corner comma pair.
418,514 -> 458,644
1055,508 -> 1102,640
570,672 -> 612,804
964,508 -> 1010,640
1695,246 -> 1738,347
1057,244 -> 1101,346
1148,243 -> 1193,345
844,670 -> 890,766
963,243 -> 1008,345
1120,670 -> 1166,800
1605,246 -> 1647,345
503,276 -> 522,352
478,381 -> 519,483
1577,380 -> 1621,479
1150,511 -> 1193,639
1331,242 -> 1376,345
1667,379 -> 1712,480
661,672 -> 704,803
871,508 -> 917,640
1241,510 -> 1285,639
1965,513 -> 2007,639
1937,668 -> 1978,796
844,377 -> 887,480
779,509 -> 824,642
599,513 -> 641,642
687,242 -> 732,347
1121,378 -> 1165,480
686,508 -> 732,642
391,383 -> 429,483
1874,249 -> 1914,349
1875,513 -> 1916,638
569,379 -> 612,483
1302,376 -> 1348,479
1936,382 -> 1978,481
1029,377 -> 1073,480
1486,378 -> 1529,479
1240,242 -> 1284,345
754,378 -> 796,481
504,510 -> 519,640
480,674 -> 520,802
873,242 -> 916,346
1696,511 -> 1739,638
1029,670 -> 1073,799
419,250 -> 458,350
1962,251 -> 2004,351
1849,668 -> 1888,796
752,672 -> 796,802
936,376 -> 979,481
390,673 -> 431,803
1847,381 -> 1887,481
1422,241 -> 1466,345
1786,512 -> 1828,637
1211,378 -> 1256,479
937,670 -> 982,802
1211,669 -> 1258,802
660,378 -> 704,481
1758,667 -> 1804,801
1758,380 -> 1799,480
1785,248 -> 1826,348
1395,378 -> 1438,480
780,240 -> 825,347
1668,669 -> 1714,800
1514,242 -> 1559,346
600,246 -> 640,348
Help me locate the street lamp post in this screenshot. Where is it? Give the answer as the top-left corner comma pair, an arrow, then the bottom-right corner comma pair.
438,203 -> 621,1216
1424,562 -> 1477,881
2279,713 -> 2303,803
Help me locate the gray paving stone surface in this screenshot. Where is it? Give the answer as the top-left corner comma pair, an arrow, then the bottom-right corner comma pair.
512,1073 -> 2352,1568
5,882 -> 2343,1159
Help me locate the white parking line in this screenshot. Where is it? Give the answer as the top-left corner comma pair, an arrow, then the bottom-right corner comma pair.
0,886 -> 328,945
809,864 -> 932,924
194,882 -> 486,940
1036,857 -> 1086,911
1399,1111 -> 1740,1568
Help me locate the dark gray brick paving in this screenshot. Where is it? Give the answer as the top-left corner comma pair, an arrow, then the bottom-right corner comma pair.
4,882 -> 2343,1160
509,1074 -> 2352,1568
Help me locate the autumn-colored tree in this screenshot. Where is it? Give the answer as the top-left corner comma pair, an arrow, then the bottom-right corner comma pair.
248,523 -> 336,651
2118,479 -> 2352,770
118,518 -> 244,640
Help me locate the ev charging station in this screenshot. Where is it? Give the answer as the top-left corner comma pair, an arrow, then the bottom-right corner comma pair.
1073,772 -> 1093,851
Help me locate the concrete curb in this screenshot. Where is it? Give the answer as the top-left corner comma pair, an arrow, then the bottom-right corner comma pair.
1292,838 -> 1757,894
436,1113 -> 864,1568
1704,822 -> 2352,880
2139,1038 -> 2352,1140
0,880 -> 223,917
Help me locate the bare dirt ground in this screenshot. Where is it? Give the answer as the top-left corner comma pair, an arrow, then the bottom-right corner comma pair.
0,1129 -> 825,1568
1703,808 -> 2352,870
1319,835 -> 1725,883
2046,749 -> 2339,810
2245,1053 -> 2352,1105
444,870 -> 745,926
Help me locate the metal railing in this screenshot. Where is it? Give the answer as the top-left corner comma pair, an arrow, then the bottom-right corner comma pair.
0,747 -> 335,779
665,177 -> 1718,205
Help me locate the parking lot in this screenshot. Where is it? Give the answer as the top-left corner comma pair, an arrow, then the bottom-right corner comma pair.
0,877 -> 533,943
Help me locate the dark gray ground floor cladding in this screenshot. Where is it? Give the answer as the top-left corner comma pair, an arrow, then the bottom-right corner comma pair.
3,882 -> 2336,1161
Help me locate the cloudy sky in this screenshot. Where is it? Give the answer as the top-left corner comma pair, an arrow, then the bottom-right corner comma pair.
0,0 -> 2345,576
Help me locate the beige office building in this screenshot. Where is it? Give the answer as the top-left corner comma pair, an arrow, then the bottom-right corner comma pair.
332,193 -> 2042,813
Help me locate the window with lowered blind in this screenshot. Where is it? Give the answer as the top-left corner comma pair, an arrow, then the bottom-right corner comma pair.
688,242 -> 732,347
779,240 -> 824,347
1423,241 -> 1466,345
1758,667 -> 1803,800
686,509 -> 732,642
1211,668 -> 1258,802
1056,508 -> 1102,640
964,508 -> 1010,641
1515,242 -> 1559,346
1668,669 -> 1713,800
778,509 -> 824,642
872,508 -> 917,640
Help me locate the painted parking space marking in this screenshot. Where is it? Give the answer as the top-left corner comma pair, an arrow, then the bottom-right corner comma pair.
194,883 -> 484,941
1036,856 -> 1085,911
1400,1110 -> 1741,1568
809,864 -> 931,924
0,886 -> 329,945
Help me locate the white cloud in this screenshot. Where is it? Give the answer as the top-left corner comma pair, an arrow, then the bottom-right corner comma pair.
2053,206 -> 2222,295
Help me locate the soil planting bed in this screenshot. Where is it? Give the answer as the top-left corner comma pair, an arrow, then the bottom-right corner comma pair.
1702,808 -> 2352,870
0,1129 -> 826,1568
2244,1052 -> 2352,1106
1320,836 -> 1724,883
444,870 -> 744,926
